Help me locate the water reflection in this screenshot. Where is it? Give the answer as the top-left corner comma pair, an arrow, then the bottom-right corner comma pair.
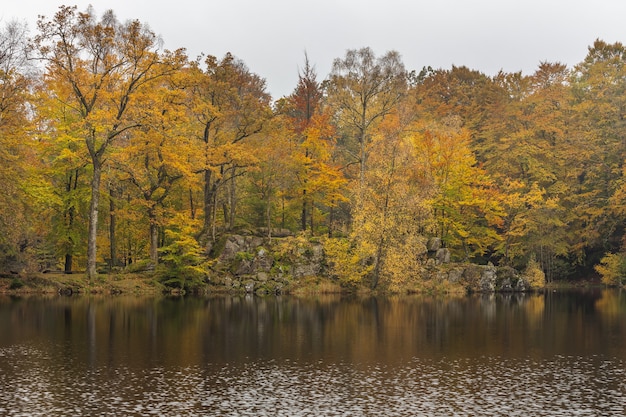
0,290 -> 625,416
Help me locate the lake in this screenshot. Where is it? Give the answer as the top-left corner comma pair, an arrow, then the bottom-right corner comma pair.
0,290 -> 625,416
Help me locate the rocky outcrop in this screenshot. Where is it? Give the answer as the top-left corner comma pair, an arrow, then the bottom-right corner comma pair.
210,234 -> 324,294
218,235 -> 265,262
291,244 -> 324,279
209,234 -> 532,294
425,262 -> 530,293
426,237 -> 451,265
421,237 -> 532,292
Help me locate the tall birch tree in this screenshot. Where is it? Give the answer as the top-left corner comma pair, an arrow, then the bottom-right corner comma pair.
32,5 -> 185,280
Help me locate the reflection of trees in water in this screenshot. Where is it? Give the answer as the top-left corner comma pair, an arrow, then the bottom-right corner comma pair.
595,289 -> 626,319
1,291 -> 626,367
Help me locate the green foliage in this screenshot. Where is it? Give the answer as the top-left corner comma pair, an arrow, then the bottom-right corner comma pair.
156,215 -> 208,290
523,254 -> 546,289
322,237 -> 374,285
125,259 -> 153,274
235,251 -> 255,261
9,278 -> 23,290
273,234 -> 312,262
5,14 -> 626,284
595,253 -> 626,287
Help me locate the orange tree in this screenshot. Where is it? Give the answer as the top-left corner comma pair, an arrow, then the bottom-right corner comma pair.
32,6 -> 186,279
183,53 -> 271,240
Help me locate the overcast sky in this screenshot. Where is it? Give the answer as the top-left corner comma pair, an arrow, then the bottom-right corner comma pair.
3,1 -> 626,99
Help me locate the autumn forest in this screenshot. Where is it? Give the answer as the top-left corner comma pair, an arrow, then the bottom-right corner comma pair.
2,5 -> 626,290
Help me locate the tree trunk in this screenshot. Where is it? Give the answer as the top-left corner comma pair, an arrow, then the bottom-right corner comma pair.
359,127 -> 366,190
310,199 -> 314,231
148,207 -> 159,266
109,187 -> 117,268
211,192 -> 218,242
222,168 -> 237,230
302,148 -> 309,231
64,254 -> 73,274
301,189 -> 307,231
266,191 -> 272,240
126,234 -> 133,265
222,202 -> 230,228
189,188 -> 196,220
282,195 -> 286,229
202,169 -> 213,235
64,169 -> 78,273
372,237 -> 385,290
229,168 -> 237,229
86,160 -> 102,281
328,203 -> 334,238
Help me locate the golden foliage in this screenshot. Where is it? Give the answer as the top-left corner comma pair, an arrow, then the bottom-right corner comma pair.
5,8 -> 626,285
595,253 -> 626,287
523,255 -> 546,289
322,237 -> 374,285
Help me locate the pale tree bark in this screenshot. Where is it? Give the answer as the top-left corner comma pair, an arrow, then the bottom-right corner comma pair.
33,6 -> 185,281
86,160 -> 101,280
109,187 -> 117,269
327,47 -> 407,189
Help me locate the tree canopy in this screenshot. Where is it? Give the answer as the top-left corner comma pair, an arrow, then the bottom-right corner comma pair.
2,6 -> 626,289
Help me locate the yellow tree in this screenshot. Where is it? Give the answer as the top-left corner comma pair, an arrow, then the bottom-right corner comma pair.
281,58 -> 347,233
411,117 -> 504,260
570,40 -> 626,260
295,112 -> 347,234
413,63 -> 573,274
246,104 -> 346,237
245,114 -> 295,234
184,53 -> 271,239
332,111 -> 432,290
498,180 -> 564,274
112,76 -> 199,265
285,54 -> 323,231
32,6 -> 186,279
35,89 -> 91,272
326,47 -> 407,189
410,65 -> 510,164
496,63 -> 572,277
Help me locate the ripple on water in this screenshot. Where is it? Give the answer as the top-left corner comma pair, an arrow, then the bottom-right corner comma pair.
0,345 -> 625,416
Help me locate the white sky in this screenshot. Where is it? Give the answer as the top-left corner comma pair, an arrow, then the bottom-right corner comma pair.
3,1 -> 626,99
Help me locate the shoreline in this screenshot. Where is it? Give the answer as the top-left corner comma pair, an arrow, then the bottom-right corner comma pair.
0,271 -> 607,297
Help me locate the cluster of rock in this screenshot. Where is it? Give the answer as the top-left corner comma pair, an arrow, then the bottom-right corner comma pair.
210,234 -> 324,295
437,263 -> 529,292
423,237 -> 531,292
208,233 -> 532,294
425,237 -> 451,265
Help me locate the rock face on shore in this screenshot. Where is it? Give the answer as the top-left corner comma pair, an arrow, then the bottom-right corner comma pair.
434,263 -> 528,293
207,234 -> 534,294
209,234 -> 326,295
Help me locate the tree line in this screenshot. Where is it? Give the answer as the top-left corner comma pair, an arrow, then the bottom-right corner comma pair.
2,5 -> 626,289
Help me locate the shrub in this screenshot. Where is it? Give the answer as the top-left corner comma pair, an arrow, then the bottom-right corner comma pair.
234,251 -> 255,261
595,253 -> 626,287
524,255 -> 546,289
156,215 -> 209,291
322,237 -> 374,285
9,278 -> 23,290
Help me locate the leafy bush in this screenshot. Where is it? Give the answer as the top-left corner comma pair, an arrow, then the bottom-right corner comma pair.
595,253 -> 626,287
125,259 -> 153,273
9,278 -> 23,290
524,255 -> 546,289
156,215 -> 209,291
322,237 -> 374,285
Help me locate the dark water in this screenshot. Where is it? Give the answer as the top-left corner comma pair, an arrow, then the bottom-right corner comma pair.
1,290 -> 626,416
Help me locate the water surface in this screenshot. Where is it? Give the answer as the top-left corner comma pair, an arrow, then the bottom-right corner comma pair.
1,290 -> 625,416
